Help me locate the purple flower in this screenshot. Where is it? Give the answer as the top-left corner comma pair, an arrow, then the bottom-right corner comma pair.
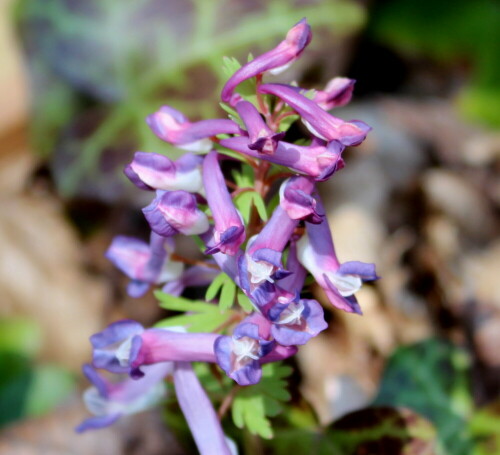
258,83 -> 371,146
173,362 -> 233,455
203,151 -> 245,255
312,77 -> 355,111
91,320 -> 145,373
76,362 -> 171,432
219,136 -> 345,181
124,152 -> 203,193
147,106 -> 241,152
221,18 -> 312,103
238,206 -> 297,307
142,190 -> 209,237
279,176 -> 323,223
296,197 -> 378,314
214,315 -> 296,385
235,101 -> 285,154
106,233 -> 183,298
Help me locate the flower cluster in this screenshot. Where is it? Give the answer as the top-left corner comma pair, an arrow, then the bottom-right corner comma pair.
78,18 -> 378,454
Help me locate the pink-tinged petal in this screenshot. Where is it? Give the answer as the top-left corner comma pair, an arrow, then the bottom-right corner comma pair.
203,152 -> 245,255
296,195 -> 377,314
130,330 -> 218,369
219,136 -> 345,181
235,101 -> 284,154
147,106 -> 241,152
258,83 -> 371,146
142,190 -> 209,237
312,77 -> 355,110
76,363 -> 171,432
279,176 -> 323,223
173,362 -> 232,455
221,18 -> 312,103
124,152 -> 203,192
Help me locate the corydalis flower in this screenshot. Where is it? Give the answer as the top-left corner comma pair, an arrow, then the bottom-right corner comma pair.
220,136 -> 345,181
239,206 -> 297,307
143,190 -> 209,237
76,363 -> 170,432
147,106 -> 241,152
312,77 -> 355,111
214,317 -> 296,385
258,83 -> 371,146
125,152 -> 203,193
236,101 -> 285,155
106,233 -> 183,298
221,18 -> 312,103
297,197 -> 378,314
203,151 -> 245,255
279,176 -> 323,223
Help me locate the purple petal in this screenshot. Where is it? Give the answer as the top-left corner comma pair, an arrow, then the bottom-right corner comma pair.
124,152 -> 203,193
147,106 -> 240,151
219,136 -> 345,181
221,18 -> 312,103
312,77 -> 355,110
270,299 -> 327,345
142,191 -> 209,237
203,151 -> 245,255
258,83 -> 371,146
173,362 -> 232,455
279,176 -> 323,223
75,413 -> 122,433
236,101 -> 284,154
90,320 -> 144,373
130,330 -> 218,368
105,236 -> 150,280
323,274 -> 363,314
337,261 -> 379,281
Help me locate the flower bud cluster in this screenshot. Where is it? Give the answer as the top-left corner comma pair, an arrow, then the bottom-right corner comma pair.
79,18 -> 379,454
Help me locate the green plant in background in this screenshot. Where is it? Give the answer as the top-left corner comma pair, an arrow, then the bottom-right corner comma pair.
369,0 -> 500,128
0,318 -> 75,428
14,0 -> 366,200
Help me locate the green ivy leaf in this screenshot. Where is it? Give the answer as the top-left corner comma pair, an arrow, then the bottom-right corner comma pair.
231,363 -> 292,439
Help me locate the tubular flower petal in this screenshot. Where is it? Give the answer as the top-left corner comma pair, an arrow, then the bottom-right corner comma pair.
147,106 -> 241,152
235,101 -> 285,154
312,77 -> 355,111
142,190 -> 209,237
203,151 -> 246,255
124,152 -> 203,192
296,196 -> 379,314
105,233 -> 183,298
279,176 -> 323,223
221,18 -> 312,103
214,318 -> 296,386
258,83 -> 371,146
173,362 -> 233,455
76,363 -> 171,432
219,136 -> 345,181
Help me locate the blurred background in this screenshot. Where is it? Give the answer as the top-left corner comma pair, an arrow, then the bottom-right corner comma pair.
0,0 -> 498,453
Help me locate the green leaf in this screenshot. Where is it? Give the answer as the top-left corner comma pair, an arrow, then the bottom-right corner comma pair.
251,192 -> 268,221
231,363 -> 292,439
154,290 -> 234,332
237,291 -> 254,312
219,278 -> 237,311
232,165 -> 254,187
373,338 -> 475,454
234,191 -> 254,224
24,365 -> 75,417
205,273 -> 227,301
277,113 -> 299,133
221,56 -> 242,78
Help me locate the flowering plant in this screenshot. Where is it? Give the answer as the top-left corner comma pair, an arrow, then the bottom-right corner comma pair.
78,18 -> 377,454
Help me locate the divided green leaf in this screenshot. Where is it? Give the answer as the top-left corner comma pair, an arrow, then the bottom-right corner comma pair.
231,363 -> 292,439
154,291 -> 233,332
